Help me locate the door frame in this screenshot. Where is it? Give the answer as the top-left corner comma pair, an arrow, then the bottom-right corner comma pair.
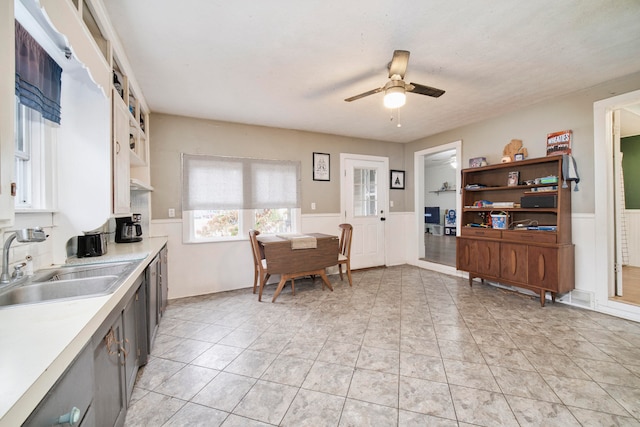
413,141 -> 463,275
594,89 -> 640,320
340,152 -> 389,268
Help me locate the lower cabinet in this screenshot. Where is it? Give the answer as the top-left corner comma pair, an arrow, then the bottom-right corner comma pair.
25,249 -> 167,426
92,308 -> 127,427
146,254 -> 159,352
23,344 -> 94,427
456,237 -> 574,306
159,244 -> 168,317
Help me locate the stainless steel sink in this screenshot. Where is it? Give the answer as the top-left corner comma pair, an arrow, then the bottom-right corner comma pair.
31,261 -> 135,282
0,276 -> 120,306
0,260 -> 140,308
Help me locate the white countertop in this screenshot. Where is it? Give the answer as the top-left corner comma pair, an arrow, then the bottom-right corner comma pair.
0,237 -> 168,426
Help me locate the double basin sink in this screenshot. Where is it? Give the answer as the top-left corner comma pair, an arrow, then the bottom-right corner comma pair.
0,260 -> 141,308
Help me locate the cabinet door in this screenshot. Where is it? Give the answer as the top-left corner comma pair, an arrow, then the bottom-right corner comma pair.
456,238 -> 477,272
122,296 -> 138,404
24,345 -> 93,427
147,256 -> 159,352
159,245 -> 168,316
135,280 -> 149,366
476,240 -> 501,278
528,245 -> 559,291
500,242 -> 528,284
93,314 -> 126,427
112,92 -> 130,215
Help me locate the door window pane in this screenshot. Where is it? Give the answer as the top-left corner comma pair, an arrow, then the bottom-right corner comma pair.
353,167 -> 378,217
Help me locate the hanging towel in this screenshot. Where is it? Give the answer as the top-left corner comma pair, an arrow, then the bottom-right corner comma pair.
562,154 -> 580,191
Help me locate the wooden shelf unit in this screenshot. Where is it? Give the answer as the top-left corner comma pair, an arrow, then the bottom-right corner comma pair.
456,156 -> 574,306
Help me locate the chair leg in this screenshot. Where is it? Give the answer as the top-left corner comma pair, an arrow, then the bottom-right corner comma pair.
258,273 -> 265,302
253,266 -> 258,294
346,261 -> 352,286
291,279 -> 295,296
338,263 -> 344,281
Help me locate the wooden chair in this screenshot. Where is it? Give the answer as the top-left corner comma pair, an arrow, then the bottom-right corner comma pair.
248,229 -> 294,301
337,223 -> 353,286
249,229 -> 268,296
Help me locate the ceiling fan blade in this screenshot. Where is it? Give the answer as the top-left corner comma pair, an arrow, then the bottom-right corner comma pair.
408,82 -> 445,98
388,50 -> 410,79
344,87 -> 384,102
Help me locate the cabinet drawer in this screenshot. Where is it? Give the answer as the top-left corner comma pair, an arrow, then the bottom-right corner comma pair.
460,227 -> 501,238
502,230 -> 556,243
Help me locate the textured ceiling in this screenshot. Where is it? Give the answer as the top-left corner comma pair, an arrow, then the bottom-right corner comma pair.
103,0 -> 640,143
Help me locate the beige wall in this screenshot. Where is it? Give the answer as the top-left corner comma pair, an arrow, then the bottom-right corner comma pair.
405,71 -> 640,214
149,114 -> 406,218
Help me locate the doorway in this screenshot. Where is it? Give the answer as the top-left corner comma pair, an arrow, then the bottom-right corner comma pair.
340,153 -> 388,269
611,104 -> 640,306
594,89 -> 640,320
413,141 -> 462,274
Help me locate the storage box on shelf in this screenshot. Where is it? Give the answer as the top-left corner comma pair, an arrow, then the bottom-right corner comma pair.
456,156 -> 574,306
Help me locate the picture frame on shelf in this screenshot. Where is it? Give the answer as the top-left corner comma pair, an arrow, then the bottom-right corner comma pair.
507,171 -> 519,186
313,152 -> 330,181
390,170 -> 405,189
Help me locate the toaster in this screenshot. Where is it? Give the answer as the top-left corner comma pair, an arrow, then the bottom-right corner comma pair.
77,232 -> 108,257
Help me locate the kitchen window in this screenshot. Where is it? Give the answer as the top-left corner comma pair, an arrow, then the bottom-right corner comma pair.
182,154 -> 301,242
14,97 -> 57,210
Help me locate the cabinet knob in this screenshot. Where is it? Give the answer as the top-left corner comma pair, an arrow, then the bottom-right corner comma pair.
57,406 -> 81,425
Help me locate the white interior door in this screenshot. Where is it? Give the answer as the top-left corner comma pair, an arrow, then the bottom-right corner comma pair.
341,154 -> 388,269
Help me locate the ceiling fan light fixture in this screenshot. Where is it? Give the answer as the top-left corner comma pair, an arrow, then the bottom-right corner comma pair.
384,86 -> 406,109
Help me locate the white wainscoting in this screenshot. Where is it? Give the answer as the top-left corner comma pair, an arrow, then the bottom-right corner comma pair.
150,212 -> 411,300
150,212 -> 640,321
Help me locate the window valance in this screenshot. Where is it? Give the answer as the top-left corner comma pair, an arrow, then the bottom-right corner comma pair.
15,20 -> 62,124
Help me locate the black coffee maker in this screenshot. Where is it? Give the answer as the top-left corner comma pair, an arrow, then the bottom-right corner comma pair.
115,214 -> 143,243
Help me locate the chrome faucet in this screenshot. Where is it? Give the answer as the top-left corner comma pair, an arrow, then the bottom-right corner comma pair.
1,228 -> 48,285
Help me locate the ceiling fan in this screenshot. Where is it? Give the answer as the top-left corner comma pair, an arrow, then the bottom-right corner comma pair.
344,50 -> 445,108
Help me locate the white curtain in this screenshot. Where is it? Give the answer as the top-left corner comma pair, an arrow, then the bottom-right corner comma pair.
182,154 -> 300,210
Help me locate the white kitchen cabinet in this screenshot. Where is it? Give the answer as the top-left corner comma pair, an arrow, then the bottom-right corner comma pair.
112,90 -> 131,214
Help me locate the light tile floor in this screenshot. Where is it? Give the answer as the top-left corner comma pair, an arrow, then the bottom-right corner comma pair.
125,266 -> 640,426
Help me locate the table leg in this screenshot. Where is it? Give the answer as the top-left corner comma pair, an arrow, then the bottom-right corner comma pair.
319,270 -> 333,292
272,276 -> 289,303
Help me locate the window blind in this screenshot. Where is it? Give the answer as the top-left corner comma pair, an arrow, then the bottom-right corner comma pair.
15,21 -> 62,124
182,154 -> 301,210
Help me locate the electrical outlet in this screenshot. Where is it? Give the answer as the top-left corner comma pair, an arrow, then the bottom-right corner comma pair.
390,201 -> 394,207
311,202 -> 316,210
168,208 -> 175,218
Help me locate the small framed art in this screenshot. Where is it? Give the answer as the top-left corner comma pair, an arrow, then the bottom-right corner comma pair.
313,152 -> 330,181
507,171 -> 519,187
390,170 -> 405,189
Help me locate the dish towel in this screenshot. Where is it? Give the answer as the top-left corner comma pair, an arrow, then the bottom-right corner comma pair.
277,234 -> 317,250
562,154 -> 580,191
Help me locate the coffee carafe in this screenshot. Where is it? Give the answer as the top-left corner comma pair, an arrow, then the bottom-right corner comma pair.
115,215 -> 143,243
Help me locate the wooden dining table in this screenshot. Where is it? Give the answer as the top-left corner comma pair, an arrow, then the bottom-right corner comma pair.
257,233 -> 339,302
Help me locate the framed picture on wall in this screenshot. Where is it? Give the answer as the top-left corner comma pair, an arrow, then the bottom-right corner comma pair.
390,170 -> 405,189
313,152 -> 330,181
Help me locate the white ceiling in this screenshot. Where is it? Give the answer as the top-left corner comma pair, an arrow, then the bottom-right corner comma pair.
102,0 -> 640,143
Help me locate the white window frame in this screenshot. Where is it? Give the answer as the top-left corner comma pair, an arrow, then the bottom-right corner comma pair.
14,98 -> 57,211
